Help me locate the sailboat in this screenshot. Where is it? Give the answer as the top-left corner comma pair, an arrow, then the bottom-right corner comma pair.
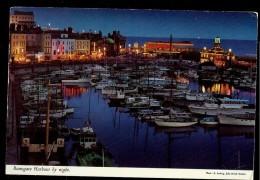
77,88 -> 117,167
20,79 -> 65,165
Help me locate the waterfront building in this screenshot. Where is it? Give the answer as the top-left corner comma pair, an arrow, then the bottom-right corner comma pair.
143,35 -> 197,58
144,40 -> 194,53
25,27 -> 43,61
9,11 -> 127,61
235,56 -> 257,67
9,10 -> 35,30
200,37 -> 236,67
51,31 -> 75,60
103,37 -> 114,57
132,42 -> 140,54
74,38 -> 91,60
79,31 -> 104,59
107,31 -> 126,56
41,32 -> 52,60
10,33 -> 27,62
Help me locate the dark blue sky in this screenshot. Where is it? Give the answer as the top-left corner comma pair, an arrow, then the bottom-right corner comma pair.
10,7 -> 258,40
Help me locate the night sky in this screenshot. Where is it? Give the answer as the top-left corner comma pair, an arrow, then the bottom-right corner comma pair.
10,7 -> 258,40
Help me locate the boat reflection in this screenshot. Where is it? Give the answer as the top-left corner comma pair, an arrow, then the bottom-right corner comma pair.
63,85 -> 89,99
154,126 -> 197,168
217,125 -> 254,139
154,126 -> 197,134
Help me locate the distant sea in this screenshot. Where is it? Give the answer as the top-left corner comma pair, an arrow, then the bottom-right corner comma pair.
126,36 -> 258,57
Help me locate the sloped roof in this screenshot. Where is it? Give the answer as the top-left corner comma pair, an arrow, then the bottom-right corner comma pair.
107,38 -> 114,44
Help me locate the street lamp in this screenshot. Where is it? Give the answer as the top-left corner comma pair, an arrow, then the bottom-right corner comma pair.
21,48 -> 25,62
57,48 -> 60,60
226,48 -> 232,67
103,47 -> 106,57
128,44 -> 131,53
98,48 -> 101,59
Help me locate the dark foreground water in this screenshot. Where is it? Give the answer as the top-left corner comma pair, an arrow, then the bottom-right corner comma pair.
63,83 -> 255,170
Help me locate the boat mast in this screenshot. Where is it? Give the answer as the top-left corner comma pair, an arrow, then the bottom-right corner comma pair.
102,148 -> 105,167
86,88 -> 91,126
45,79 -> 51,163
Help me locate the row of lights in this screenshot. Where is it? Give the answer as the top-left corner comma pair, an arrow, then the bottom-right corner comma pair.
203,46 -> 232,53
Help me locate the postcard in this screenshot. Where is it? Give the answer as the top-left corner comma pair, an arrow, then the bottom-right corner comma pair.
5,6 -> 258,179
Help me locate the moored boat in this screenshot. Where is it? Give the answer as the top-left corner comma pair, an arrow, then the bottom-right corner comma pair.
155,118 -> 198,127
108,90 -> 126,103
62,77 -> 90,83
217,112 -> 255,126
19,115 -> 35,129
58,125 -> 70,138
154,111 -> 197,127
185,90 -> 213,101
188,97 -> 254,116
199,116 -> 219,125
70,128 -> 81,138
77,145 -> 116,167
77,123 -> 116,167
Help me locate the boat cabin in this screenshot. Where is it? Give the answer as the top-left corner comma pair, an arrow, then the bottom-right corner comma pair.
19,116 -> 34,129
79,126 -> 97,149
20,127 -> 64,153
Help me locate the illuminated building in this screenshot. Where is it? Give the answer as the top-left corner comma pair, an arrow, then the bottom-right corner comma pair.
200,37 -> 235,67
51,33 -> 75,60
41,32 -> 52,60
9,10 -> 35,30
10,33 -> 26,62
107,31 -> 126,56
9,11 -> 128,62
132,42 -> 140,54
144,41 -> 194,53
74,39 -> 90,60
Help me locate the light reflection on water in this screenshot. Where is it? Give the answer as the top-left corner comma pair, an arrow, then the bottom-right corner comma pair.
62,82 -> 255,169
186,77 -> 256,104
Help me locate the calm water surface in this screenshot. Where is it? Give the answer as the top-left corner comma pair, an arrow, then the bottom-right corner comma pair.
63,81 -> 255,169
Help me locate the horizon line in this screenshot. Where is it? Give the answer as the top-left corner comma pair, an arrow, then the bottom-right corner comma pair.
124,35 -> 257,41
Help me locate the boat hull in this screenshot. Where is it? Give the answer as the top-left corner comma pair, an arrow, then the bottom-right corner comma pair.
188,106 -> 255,116
217,114 -> 255,126
200,120 -> 219,125
77,150 -> 114,167
62,79 -> 90,83
155,120 -> 197,127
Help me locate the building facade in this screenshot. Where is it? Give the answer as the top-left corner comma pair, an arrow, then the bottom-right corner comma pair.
51,33 -> 75,60
107,31 -> 126,56
75,39 -> 91,59
200,37 -> 235,67
9,11 -> 129,62
144,41 -> 194,53
9,10 -> 35,30
41,32 -> 52,60
25,27 -> 43,60
10,33 -> 27,61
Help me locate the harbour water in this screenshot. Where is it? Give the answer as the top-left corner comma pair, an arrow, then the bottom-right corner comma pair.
62,77 -> 255,169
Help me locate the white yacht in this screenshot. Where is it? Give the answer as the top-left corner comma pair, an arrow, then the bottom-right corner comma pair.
218,112 -> 255,126
188,97 -> 254,116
